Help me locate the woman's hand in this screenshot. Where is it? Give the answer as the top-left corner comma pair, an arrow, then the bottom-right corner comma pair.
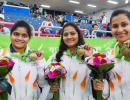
121,40 -> 130,57
84,45 -> 93,57
124,40 -> 130,48
93,79 -> 104,90
29,51 -> 43,61
35,51 -> 43,60
50,82 -> 59,93
77,44 -> 93,57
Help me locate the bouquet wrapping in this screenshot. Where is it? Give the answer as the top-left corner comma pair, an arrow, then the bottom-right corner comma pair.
45,62 -> 67,100
0,57 -> 15,100
86,53 -> 114,100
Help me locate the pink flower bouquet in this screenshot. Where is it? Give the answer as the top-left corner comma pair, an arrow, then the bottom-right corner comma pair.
86,53 -> 114,100
0,57 -> 15,100
45,62 -> 67,100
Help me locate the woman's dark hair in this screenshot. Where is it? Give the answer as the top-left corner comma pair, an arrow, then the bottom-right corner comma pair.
56,22 -> 85,62
11,20 -> 32,38
110,9 -> 130,24
92,24 -> 98,28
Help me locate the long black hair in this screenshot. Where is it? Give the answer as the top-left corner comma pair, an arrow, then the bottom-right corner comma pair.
56,22 -> 85,62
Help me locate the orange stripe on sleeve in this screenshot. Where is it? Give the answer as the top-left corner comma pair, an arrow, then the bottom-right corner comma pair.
115,71 -> 122,84
80,75 -> 87,90
25,71 -> 30,81
72,71 -> 78,81
8,73 -> 15,85
109,77 -> 115,92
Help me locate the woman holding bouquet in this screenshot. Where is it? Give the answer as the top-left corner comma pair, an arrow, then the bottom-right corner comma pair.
0,20 -> 46,100
103,9 -> 130,100
41,22 -> 104,100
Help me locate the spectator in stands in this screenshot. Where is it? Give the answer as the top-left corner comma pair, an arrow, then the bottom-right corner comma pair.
0,13 -> 10,35
100,12 -> 107,30
61,20 -> 67,27
39,15 -> 56,34
89,17 -> 93,24
91,24 -> 103,38
57,15 -> 64,24
0,2 -> 3,12
0,2 -> 3,6
32,4 -> 38,14
58,20 -> 68,36
82,28 -> 90,38
0,20 -> 46,100
32,4 -> 41,18
106,22 -> 113,37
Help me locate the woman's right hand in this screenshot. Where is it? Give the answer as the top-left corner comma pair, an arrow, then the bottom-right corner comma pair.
93,79 -> 104,91
50,82 -> 60,93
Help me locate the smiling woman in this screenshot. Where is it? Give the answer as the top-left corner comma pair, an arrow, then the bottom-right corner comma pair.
41,22 -> 96,100
10,21 -> 32,53
63,24 -> 79,52
110,10 -> 130,43
10,27 -> 30,53
103,9 -> 130,100
0,20 -> 46,100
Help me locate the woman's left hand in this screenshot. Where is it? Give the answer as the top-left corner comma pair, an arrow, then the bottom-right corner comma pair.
84,44 -> 93,57
36,51 -> 43,60
29,51 -> 43,61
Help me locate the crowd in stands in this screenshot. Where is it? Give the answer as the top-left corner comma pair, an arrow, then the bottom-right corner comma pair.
0,13 -> 10,35
0,1 -> 112,38
31,4 -> 42,18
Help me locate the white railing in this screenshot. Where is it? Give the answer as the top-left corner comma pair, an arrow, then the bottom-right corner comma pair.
0,21 -> 112,37
0,21 -> 14,25
87,30 -> 112,38
93,30 -> 111,33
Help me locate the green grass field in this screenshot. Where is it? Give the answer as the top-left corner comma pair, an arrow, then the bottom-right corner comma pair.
0,35 -> 116,60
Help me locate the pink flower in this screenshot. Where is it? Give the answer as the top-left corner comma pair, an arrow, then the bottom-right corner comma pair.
61,68 -> 67,74
101,59 -> 107,64
48,71 -> 56,79
45,68 -> 50,75
53,70 -> 61,76
93,53 -> 106,58
101,54 -> 106,58
7,60 -> 15,68
0,60 -> 8,66
93,53 -> 100,57
0,57 -> 14,76
93,57 -> 101,66
45,62 -> 67,79
107,60 -> 112,63
48,70 -> 61,79
86,53 -> 114,69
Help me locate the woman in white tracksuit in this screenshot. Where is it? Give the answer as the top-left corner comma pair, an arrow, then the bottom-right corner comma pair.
103,9 -> 130,100
41,22 -> 106,100
0,20 -> 46,100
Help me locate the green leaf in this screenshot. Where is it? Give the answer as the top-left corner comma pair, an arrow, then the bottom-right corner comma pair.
99,63 -> 114,73
0,67 -> 8,76
0,92 -> 8,100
